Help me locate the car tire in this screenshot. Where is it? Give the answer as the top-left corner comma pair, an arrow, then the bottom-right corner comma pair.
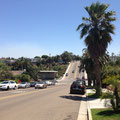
70,90 -> 73,94
13,86 -> 16,90
7,86 -> 9,90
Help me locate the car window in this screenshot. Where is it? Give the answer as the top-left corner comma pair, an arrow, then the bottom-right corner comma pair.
10,81 -> 15,83
21,82 -> 26,84
1,81 -> 9,84
38,81 -> 44,84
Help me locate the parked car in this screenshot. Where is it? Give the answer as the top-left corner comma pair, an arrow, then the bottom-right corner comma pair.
30,81 -> 38,87
18,82 -> 30,88
45,81 -> 52,86
70,81 -> 86,94
51,81 -> 55,85
35,81 -> 47,89
76,78 -> 86,86
0,81 -> 17,90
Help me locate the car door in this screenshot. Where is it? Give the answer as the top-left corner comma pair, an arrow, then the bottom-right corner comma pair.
10,81 -> 15,88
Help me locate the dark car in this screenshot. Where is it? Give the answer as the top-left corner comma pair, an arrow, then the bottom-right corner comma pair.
70,81 -> 86,94
30,81 -> 38,87
66,73 -> 68,76
76,79 -> 86,86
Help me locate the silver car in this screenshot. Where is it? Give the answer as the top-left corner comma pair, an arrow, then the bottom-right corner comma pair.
18,82 -> 30,89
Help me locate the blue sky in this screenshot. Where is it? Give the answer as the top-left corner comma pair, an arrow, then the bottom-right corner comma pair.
0,0 -> 119,58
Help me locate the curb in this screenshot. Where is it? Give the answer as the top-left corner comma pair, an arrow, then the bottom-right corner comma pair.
86,92 -> 92,120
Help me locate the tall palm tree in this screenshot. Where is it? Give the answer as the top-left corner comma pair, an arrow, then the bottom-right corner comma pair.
77,2 -> 116,95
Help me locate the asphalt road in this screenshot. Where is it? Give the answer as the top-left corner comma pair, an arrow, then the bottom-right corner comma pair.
0,61 -> 83,120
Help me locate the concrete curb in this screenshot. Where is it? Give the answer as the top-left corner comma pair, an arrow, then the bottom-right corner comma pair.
61,62 -> 71,80
86,91 -> 92,120
87,98 -> 92,120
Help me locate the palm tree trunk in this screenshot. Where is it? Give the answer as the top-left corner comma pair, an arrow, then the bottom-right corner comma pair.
94,58 -> 102,96
114,87 -> 119,111
88,74 -> 91,86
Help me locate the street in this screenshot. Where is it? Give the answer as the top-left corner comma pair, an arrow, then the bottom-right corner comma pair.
0,61 -> 83,120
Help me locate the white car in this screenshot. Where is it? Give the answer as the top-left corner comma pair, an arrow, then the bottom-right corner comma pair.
45,81 -> 52,86
0,81 -> 17,90
35,81 -> 47,89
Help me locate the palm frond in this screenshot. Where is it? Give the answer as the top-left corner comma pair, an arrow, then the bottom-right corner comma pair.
76,23 -> 86,31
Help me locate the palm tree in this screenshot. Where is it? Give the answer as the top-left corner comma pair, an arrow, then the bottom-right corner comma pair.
77,2 -> 116,96
80,49 -> 95,86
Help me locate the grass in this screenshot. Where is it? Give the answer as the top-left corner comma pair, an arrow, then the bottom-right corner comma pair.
91,108 -> 120,120
88,93 -> 101,98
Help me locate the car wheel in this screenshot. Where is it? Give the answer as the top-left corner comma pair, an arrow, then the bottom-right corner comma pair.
7,86 -> 9,90
13,86 -> 16,90
70,90 -> 73,94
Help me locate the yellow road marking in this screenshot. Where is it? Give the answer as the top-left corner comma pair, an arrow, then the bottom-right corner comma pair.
0,87 -> 54,100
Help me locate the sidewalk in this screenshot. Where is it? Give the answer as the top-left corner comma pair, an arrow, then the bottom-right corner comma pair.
77,89 -> 112,120
86,89 -> 111,120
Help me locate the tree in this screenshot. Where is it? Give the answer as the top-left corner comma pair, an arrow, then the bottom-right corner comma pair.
77,2 -> 116,96
0,62 -> 13,81
61,51 -> 72,63
19,74 -> 30,82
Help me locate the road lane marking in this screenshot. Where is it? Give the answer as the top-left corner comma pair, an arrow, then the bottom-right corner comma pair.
10,91 -> 26,94
0,87 -> 55,101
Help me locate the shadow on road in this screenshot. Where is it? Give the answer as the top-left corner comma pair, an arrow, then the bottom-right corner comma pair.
60,94 -> 87,101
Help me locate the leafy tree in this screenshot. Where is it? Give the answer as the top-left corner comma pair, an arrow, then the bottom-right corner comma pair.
77,2 -> 116,96
116,57 -> 120,65
0,62 -> 13,81
61,51 -> 72,63
19,74 -> 30,82
41,55 -> 49,59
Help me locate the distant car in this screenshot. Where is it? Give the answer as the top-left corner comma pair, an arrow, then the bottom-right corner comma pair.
70,81 -> 86,94
72,70 -> 75,73
18,82 -> 30,88
35,81 -> 47,89
66,73 -> 68,76
0,81 -> 17,90
51,81 -> 55,85
30,81 -> 38,87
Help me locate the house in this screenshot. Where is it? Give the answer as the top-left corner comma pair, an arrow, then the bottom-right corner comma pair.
38,71 -> 58,80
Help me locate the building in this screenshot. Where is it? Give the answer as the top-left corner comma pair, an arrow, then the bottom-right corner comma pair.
38,71 -> 58,80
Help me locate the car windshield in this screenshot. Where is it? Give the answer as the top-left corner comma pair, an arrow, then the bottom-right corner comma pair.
73,81 -> 83,85
30,82 -> 35,84
38,81 -> 44,84
1,81 -> 9,84
21,82 -> 26,84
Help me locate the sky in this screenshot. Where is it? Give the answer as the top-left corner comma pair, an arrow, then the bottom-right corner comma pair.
0,0 -> 119,58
